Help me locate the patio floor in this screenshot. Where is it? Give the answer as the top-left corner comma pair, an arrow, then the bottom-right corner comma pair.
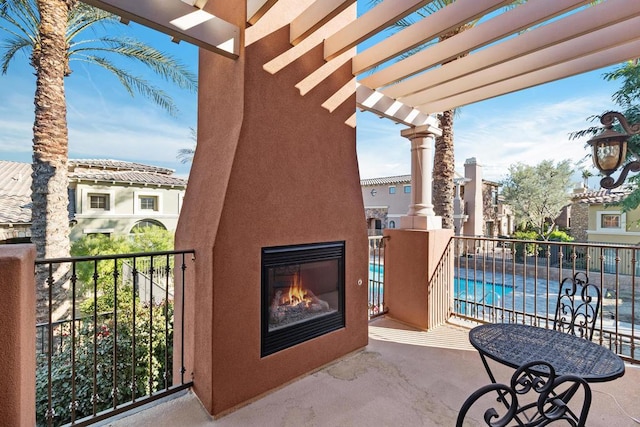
106,317 -> 640,426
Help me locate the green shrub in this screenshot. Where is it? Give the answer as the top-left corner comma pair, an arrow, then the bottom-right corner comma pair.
36,300 -> 174,426
547,229 -> 574,242
512,231 -> 539,261
38,229 -> 177,426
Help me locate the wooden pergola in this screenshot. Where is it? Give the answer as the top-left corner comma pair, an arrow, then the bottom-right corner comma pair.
82,0 -> 640,127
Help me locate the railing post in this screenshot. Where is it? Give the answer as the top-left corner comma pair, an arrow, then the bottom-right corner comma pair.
0,244 -> 36,426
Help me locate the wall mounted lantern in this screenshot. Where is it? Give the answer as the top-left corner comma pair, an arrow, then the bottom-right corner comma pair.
588,111 -> 640,189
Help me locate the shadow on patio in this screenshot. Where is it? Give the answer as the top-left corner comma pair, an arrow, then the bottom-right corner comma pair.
107,317 -> 640,426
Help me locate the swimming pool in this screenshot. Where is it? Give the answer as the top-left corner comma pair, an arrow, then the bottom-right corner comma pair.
369,264 -> 513,304
454,278 -> 513,305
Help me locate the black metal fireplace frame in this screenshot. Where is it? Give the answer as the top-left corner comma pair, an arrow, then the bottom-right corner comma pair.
261,241 -> 345,357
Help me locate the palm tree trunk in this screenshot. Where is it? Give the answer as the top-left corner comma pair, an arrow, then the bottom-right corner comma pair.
33,0 -> 74,322
433,110 -> 455,229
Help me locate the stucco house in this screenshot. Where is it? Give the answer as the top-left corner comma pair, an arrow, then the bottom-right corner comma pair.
362,158 -> 514,237
565,188 -> 638,244
0,159 -> 187,243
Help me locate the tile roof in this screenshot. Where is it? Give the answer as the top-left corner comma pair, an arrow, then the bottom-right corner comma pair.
360,175 -> 411,186
70,170 -> 187,187
0,160 -> 187,224
69,159 -> 175,175
572,189 -> 631,205
0,195 -> 31,224
0,161 -> 32,196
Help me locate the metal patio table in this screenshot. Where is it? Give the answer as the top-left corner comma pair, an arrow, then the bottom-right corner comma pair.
468,323 -> 626,425
469,323 -> 625,383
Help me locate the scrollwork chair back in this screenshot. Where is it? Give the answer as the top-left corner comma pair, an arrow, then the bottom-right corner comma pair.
456,361 -> 591,427
554,272 -> 601,340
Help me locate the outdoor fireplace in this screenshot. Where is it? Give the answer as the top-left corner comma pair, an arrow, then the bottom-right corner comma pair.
261,241 -> 345,356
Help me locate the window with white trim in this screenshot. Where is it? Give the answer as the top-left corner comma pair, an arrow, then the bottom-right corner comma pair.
139,195 -> 159,211
601,214 -> 621,229
89,193 -> 109,210
134,191 -> 163,215
596,210 -> 626,232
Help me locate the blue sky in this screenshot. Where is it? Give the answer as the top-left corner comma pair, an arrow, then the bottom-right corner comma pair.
0,7 -> 622,185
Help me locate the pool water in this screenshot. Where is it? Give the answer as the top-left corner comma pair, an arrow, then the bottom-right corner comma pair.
454,278 -> 513,305
369,264 -> 513,305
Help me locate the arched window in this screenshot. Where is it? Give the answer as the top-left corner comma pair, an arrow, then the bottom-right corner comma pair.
130,219 -> 166,233
389,220 -> 396,229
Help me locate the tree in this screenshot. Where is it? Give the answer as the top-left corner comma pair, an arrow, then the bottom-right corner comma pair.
0,0 -> 196,320
176,127 -> 196,164
367,1 -> 523,229
501,160 -> 575,240
581,169 -> 593,189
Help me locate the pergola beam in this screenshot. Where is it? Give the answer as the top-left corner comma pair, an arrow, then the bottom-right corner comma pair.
356,85 -> 437,128
83,0 -> 240,58
323,0 -> 432,61
404,17 -> 640,107
247,0 -> 279,26
417,38 -> 640,114
352,0 -> 512,76
290,0 -> 355,45
362,0 -> 591,91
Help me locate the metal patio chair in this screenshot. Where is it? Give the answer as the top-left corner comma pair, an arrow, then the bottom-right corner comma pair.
456,361 -> 592,427
554,272 -> 601,340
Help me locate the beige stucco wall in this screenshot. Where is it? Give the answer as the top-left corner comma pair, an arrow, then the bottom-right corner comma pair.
361,182 -> 411,228
587,204 -> 640,245
70,181 -> 184,240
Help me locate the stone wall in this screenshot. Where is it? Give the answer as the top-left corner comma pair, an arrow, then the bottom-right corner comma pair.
570,202 -> 589,242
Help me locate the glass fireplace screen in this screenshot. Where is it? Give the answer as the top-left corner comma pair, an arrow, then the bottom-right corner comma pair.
261,241 -> 345,356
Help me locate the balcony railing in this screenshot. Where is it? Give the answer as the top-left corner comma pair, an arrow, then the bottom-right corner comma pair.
368,236 -> 386,318
452,236 -> 640,365
367,234 -> 640,364
35,249 -> 195,426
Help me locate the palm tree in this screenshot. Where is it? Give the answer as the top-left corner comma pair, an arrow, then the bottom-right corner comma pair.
367,1 -> 523,229
177,127 -> 197,164
1,0 -> 197,321
581,169 -> 593,189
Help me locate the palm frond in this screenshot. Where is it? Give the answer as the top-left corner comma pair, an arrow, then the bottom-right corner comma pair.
0,0 -> 39,43
83,55 -> 180,116
177,146 -> 195,164
67,3 -> 119,42
0,34 -> 31,73
72,36 -> 197,91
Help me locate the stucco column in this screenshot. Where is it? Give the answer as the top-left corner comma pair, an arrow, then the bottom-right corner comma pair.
400,124 -> 442,230
0,244 -> 36,426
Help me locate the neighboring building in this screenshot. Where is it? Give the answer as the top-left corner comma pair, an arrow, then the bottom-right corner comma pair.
0,161 -> 33,243
361,158 -> 514,237
0,159 -> 187,243
569,188 -> 640,244
360,175 -> 411,235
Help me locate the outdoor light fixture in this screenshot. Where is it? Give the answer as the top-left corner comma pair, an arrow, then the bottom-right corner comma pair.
587,111 -> 640,189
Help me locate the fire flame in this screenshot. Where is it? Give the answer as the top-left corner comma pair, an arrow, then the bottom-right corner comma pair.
287,274 -> 309,306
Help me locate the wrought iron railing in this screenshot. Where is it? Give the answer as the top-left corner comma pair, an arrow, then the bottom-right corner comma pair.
428,237 -> 454,328
368,236 -> 386,318
35,249 -> 195,426
452,236 -> 639,365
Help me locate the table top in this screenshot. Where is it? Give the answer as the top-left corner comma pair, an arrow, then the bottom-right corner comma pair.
469,323 -> 625,383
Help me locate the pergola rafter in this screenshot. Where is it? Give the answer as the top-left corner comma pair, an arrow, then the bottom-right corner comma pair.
81,0 -> 639,124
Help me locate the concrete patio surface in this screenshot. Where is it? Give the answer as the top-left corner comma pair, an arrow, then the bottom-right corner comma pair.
107,317 -> 640,426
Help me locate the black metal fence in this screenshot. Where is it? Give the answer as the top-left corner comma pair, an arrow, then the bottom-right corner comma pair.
368,236 -> 386,318
452,236 -> 640,365
35,249 -> 195,426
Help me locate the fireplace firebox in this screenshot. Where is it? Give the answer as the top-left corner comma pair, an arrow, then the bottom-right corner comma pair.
261,241 -> 345,357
